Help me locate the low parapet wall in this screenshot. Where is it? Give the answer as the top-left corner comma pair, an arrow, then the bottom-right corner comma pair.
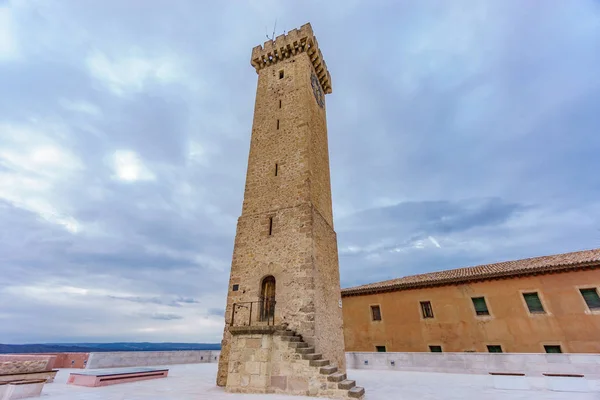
85,350 -> 221,369
40,353 -> 89,369
346,352 -> 600,380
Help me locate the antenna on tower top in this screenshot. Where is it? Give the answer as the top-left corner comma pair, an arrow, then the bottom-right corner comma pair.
266,19 -> 277,40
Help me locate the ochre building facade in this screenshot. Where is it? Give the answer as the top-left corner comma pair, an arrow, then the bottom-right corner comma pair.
342,249 -> 600,354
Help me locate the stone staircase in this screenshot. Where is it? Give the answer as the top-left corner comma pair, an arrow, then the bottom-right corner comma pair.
278,328 -> 365,399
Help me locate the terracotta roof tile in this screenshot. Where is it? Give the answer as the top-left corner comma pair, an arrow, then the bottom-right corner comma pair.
341,248 -> 600,297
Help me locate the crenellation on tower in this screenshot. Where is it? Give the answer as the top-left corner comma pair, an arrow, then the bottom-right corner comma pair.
251,23 -> 332,94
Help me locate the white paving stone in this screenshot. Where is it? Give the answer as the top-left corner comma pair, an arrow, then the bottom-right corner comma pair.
40,363 -> 599,400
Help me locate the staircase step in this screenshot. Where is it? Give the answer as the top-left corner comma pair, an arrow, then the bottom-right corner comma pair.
288,342 -> 308,349
348,386 -> 365,398
295,347 -> 315,355
309,359 -> 330,367
280,335 -> 301,342
319,366 -> 338,375
327,372 -> 346,382
302,353 -> 322,361
338,379 -> 356,390
277,330 -> 294,336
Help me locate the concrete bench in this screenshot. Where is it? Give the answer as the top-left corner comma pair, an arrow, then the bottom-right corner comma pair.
489,372 -> 525,376
68,367 -> 169,387
0,379 -> 46,399
489,372 -> 529,390
543,373 -> 588,392
0,370 -> 58,384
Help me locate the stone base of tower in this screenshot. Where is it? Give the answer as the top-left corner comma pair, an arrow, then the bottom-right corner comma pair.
225,326 -> 365,399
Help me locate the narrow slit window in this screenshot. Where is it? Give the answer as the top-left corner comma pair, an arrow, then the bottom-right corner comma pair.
580,288 -> 600,310
279,70 -> 284,79
429,345 -> 442,353
275,163 -> 278,176
276,119 -> 279,130
472,297 -> 490,316
279,99 -> 282,108
420,301 -> 434,318
375,346 -> 386,352
487,345 -> 503,353
523,292 -> 545,313
370,305 -> 382,321
268,217 -> 273,236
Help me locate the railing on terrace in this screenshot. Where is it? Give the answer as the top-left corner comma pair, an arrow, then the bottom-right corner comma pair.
230,297 -> 276,327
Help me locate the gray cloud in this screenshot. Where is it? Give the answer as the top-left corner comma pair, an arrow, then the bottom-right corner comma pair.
207,308 -> 225,318
1,0 -> 599,343
148,313 -> 184,321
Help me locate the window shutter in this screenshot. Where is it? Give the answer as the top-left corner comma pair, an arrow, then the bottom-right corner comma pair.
472,297 -> 489,315
371,305 -> 382,321
523,292 -> 545,313
580,289 -> 600,309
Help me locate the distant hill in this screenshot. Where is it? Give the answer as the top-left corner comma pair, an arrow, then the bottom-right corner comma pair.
0,342 -> 221,354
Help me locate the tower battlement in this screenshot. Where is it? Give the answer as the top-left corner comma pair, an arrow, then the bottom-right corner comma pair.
251,23 -> 332,94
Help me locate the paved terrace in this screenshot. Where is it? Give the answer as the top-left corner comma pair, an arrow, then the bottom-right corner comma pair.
42,363 -> 599,400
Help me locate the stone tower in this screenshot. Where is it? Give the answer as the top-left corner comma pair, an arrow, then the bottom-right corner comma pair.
216,23 -> 363,398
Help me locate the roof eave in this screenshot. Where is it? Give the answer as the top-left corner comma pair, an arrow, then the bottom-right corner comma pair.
341,262 -> 600,298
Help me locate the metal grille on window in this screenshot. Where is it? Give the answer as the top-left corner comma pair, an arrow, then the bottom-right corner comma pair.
420,301 -> 434,318
371,305 -> 382,321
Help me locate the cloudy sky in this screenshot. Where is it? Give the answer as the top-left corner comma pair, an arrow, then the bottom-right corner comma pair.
1,0 -> 600,344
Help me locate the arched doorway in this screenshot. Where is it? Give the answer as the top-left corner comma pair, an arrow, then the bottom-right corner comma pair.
260,275 -> 276,322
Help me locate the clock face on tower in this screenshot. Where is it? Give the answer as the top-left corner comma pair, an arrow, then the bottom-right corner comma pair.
310,72 -> 325,108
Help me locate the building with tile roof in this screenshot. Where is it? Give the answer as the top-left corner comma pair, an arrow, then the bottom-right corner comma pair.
341,249 -> 600,354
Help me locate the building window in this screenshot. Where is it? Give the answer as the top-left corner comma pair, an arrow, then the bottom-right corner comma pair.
375,346 -> 386,352
371,305 -> 382,321
429,345 -> 442,353
523,292 -> 545,313
275,163 -> 278,176
276,119 -> 280,130
487,345 -> 503,353
279,99 -> 282,108
279,70 -> 284,79
232,284 -> 239,292
472,297 -> 490,316
420,301 -> 434,318
544,345 -> 562,354
268,217 -> 273,236
580,288 -> 600,310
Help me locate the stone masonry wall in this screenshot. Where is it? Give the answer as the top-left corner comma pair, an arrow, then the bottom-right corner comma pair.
226,333 -> 273,393
312,207 -> 346,372
227,332 -> 354,398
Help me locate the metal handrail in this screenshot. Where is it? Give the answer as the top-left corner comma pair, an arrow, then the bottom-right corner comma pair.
230,297 -> 276,327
